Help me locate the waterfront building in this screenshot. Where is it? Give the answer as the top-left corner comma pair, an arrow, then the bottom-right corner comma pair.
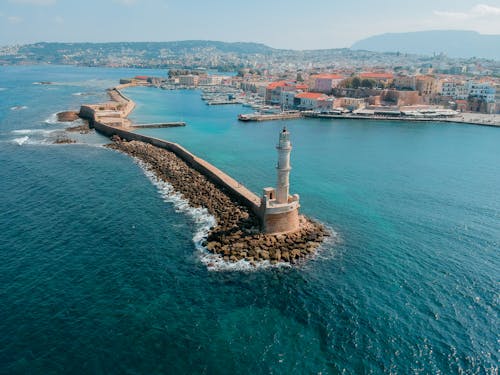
441,80 -> 458,98
260,128 -> 300,234
295,92 -> 329,110
467,80 -> 496,102
178,74 -> 199,87
456,84 -> 469,100
265,81 -> 308,105
280,91 -> 299,110
198,75 -> 227,86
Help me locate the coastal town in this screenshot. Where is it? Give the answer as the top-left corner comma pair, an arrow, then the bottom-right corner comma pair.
3,41 -> 499,125
2,0 -> 500,368
120,66 -> 500,126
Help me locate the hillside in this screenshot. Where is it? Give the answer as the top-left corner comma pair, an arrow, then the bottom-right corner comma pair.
351,30 -> 500,60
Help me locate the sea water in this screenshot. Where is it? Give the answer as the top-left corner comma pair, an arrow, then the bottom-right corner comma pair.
0,66 -> 498,374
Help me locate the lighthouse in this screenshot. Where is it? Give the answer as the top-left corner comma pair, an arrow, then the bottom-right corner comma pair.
260,127 -> 300,234
276,127 -> 292,204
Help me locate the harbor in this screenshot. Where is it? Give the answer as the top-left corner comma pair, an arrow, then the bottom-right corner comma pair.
78,82 -> 328,265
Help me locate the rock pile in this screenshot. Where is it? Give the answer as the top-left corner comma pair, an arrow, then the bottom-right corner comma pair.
108,139 -> 329,265
57,111 -> 80,122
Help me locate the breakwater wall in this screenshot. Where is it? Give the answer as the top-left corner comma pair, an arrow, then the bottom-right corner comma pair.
131,122 -> 186,129
83,111 -> 262,216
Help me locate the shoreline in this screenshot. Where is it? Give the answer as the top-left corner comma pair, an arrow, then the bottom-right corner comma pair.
303,112 -> 500,127
78,84 -> 330,267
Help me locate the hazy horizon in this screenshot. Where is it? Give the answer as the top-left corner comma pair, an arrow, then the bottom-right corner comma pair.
1,0 -> 500,49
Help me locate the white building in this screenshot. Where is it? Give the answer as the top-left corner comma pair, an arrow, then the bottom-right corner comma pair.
441,81 -> 457,97
456,84 -> 469,100
467,81 -> 496,102
280,91 -> 298,110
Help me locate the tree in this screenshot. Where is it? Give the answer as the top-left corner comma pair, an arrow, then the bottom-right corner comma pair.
351,77 -> 361,89
360,79 -> 375,89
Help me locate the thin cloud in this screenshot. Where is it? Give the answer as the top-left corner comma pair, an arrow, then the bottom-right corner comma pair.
434,3 -> 500,19
8,0 -> 56,5
8,16 -> 23,24
472,4 -> 500,16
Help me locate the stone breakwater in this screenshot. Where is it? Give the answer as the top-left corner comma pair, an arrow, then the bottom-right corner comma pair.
108,138 -> 329,265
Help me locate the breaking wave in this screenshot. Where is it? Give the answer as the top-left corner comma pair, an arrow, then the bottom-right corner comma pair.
12,129 -> 56,135
44,113 -> 59,124
10,136 -> 53,146
12,136 -> 30,146
10,106 -> 28,111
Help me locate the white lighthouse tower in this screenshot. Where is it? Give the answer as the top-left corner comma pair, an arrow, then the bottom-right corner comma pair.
276,127 -> 292,204
260,127 -> 300,234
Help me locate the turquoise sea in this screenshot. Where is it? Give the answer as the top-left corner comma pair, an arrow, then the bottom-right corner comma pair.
0,65 -> 498,374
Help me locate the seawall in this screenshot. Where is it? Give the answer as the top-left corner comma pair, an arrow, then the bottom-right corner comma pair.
82,108 -> 261,216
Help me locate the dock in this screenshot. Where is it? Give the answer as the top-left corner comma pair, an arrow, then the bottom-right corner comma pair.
238,112 -> 303,122
206,100 -> 241,105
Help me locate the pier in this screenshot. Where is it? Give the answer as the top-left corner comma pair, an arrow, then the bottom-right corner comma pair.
238,112 -> 303,122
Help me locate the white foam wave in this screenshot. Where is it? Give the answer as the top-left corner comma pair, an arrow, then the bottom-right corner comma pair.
44,113 -> 59,124
12,136 -> 29,145
308,225 -> 340,261
11,129 -> 55,135
11,136 -> 53,146
10,105 -> 28,111
134,159 -> 217,250
72,92 -> 84,96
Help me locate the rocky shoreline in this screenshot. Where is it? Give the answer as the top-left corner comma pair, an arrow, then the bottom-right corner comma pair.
107,137 -> 329,266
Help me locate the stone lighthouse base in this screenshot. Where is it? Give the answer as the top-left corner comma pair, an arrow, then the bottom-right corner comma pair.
263,206 -> 300,234
260,187 -> 301,234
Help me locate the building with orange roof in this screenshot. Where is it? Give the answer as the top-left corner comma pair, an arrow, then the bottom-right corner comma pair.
265,81 -> 309,105
295,92 -> 329,110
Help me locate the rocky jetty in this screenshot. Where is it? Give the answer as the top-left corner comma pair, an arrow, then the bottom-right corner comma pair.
107,138 -> 329,265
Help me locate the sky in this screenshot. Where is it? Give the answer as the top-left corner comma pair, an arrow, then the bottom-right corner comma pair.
1,0 -> 500,49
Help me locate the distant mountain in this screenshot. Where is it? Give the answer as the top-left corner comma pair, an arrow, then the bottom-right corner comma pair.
351,31 -> 500,60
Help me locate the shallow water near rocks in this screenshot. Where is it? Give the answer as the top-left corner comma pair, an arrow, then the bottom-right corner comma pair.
0,66 -> 499,374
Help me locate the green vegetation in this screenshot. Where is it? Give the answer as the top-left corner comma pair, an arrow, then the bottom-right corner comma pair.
340,77 -> 383,89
